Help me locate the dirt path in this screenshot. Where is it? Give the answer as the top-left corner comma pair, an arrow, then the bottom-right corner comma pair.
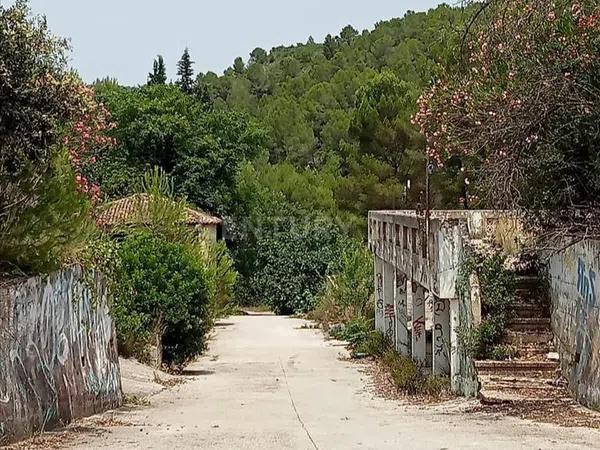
66,315 -> 599,449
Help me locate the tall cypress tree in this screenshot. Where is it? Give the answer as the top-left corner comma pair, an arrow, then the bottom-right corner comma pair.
176,48 -> 195,94
148,55 -> 167,85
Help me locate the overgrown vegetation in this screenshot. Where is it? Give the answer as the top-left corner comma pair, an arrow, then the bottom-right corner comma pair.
0,1 -> 113,274
415,0 -> 600,227
330,322 -> 450,398
86,5 -> 480,315
313,240 -> 374,328
113,230 -> 212,368
458,252 -> 517,360
382,350 -> 450,397
106,168 -> 237,369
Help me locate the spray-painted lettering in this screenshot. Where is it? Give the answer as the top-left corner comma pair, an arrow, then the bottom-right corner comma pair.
577,257 -> 597,307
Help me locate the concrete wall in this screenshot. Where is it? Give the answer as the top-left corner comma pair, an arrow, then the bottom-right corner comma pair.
0,267 -> 122,444
368,211 -> 498,396
548,239 -> 600,409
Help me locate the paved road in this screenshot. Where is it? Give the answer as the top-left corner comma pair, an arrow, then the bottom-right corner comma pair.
69,315 -> 599,449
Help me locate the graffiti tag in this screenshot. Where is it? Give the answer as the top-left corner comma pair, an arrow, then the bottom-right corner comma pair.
577,257 -> 597,307
413,315 -> 425,341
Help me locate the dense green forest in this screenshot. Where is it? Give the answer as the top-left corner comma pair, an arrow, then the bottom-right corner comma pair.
95,5 -> 472,215
89,4 -> 474,310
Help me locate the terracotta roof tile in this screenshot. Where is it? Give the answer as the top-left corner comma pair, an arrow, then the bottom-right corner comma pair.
98,194 -> 222,228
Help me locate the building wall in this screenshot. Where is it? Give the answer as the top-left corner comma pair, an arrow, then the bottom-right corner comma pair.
206,224 -> 218,242
196,224 -> 218,242
548,239 -> 600,409
0,267 -> 122,444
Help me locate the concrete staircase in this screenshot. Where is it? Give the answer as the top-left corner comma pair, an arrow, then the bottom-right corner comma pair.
476,273 -> 561,401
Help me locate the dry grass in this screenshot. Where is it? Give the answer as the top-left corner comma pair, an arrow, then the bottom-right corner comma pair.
469,396 -> 600,428
349,355 -> 454,404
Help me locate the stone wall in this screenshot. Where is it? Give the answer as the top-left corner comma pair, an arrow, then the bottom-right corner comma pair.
0,267 -> 122,444
548,239 -> 600,409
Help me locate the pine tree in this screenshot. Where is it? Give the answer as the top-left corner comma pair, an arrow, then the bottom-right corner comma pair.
233,57 -> 245,75
176,48 -> 195,94
148,55 -> 167,85
323,34 -> 337,60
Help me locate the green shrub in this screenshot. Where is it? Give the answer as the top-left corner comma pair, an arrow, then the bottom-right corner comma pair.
459,252 -> 516,360
331,316 -> 382,356
355,330 -> 387,357
489,344 -> 519,361
245,220 -> 343,315
201,239 -> 238,319
313,239 -> 373,327
113,230 -> 212,368
0,151 -> 95,273
383,350 -> 450,397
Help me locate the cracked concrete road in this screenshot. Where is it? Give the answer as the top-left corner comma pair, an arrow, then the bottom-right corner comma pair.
69,315 -> 600,449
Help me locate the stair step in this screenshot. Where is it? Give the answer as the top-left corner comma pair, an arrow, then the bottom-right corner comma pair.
479,375 -> 557,391
513,303 -> 549,318
502,329 -> 554,346
519,342 -> 554,357
515,275 -> 541,289
475,359 -> 559,375
508,317 -> 551,331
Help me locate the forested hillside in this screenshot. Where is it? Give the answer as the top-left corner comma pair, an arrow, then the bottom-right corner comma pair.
91,4 -> 474,310
197,5 -> 472,219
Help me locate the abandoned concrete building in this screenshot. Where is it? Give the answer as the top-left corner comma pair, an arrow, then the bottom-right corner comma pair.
368,210 -> 600,407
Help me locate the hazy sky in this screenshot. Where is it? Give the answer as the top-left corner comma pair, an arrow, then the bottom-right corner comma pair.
3,0 -> 446,86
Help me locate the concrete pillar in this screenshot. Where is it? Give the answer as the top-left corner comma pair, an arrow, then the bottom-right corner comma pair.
394,271 -> 410,356
411,283 -> 426,366
383,262 -> 396,344
374,257 -> 384,333
449,298 -> 460,391
433,296 -> 451,376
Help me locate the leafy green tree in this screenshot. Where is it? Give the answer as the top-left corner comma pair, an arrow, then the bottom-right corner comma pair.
94,83 -> 193,175
0,1 -> 113,273
340,25 -> 358,44
174,110 -> 267,214
247,221 -> 342,314
148,55 -> 167,85
176,48 -> 195,94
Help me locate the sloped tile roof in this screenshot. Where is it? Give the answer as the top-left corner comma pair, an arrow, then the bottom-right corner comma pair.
98,193 -> 222,228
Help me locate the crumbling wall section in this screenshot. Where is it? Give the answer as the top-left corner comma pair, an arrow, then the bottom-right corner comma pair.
548,239 -> 600,409
0,267 -> 122,444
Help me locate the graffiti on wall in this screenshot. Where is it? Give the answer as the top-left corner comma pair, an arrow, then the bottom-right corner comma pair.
0,267 -> 122,444
375,270 -> 384,334
384,303 -> 395,342
412,289 -> 425,342
577,257 -> 597,308
433,299 -> 448,357
549,241 -> 600,409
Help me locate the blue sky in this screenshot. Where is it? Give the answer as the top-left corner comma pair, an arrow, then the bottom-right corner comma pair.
3,0 -> 446,86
